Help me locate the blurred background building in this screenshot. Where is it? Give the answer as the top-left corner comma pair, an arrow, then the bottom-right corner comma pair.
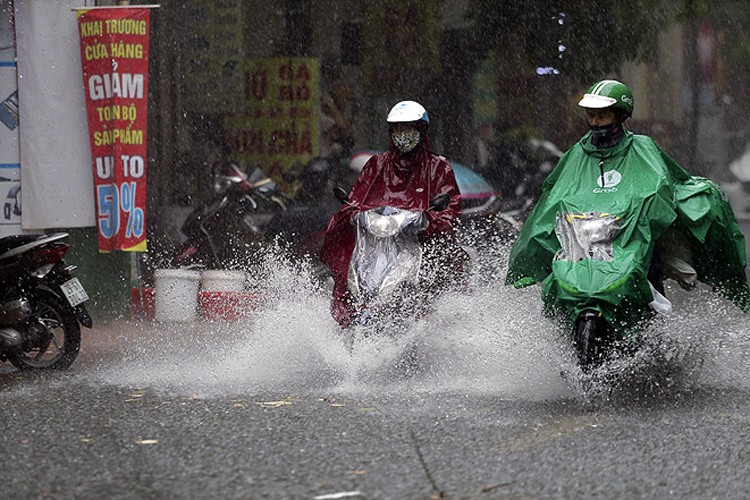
8,0 -> 750,317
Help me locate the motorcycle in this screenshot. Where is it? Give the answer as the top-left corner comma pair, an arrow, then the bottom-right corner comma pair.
335,187 -> 451,329
172,162 -> 287,270
548,211 -> 670,371
264,157 -> 342,282
0,232 -> 92,370
476,136 -> 563,220
509,152 -> 750,374
347,151 -> 520,281
455,139 -> 564,279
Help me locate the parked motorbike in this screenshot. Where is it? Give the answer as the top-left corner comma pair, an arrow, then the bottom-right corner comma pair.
264,157 -> 342,281
335,187 -> 451,330
172,162 -> 287,270
481,136 -> 563,211
0,232 -> 92,370
495,138 -> 562,222
459,138 -> 564,273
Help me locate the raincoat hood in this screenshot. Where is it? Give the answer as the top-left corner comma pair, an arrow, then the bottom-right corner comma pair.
586,122 -> 625,149
579,127 -> 630,156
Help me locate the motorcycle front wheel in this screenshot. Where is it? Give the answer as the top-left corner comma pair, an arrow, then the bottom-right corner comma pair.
8,291 -> 81,371
574,312 -> 613,372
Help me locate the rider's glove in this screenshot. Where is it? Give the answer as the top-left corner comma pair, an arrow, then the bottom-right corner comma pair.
403,212 -> 428,234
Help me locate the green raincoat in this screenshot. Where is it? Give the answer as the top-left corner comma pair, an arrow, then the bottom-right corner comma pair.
505,129 -> 750,330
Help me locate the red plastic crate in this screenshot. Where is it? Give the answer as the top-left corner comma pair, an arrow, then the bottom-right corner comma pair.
200,291 -> 262,322
131,287 -> 155,320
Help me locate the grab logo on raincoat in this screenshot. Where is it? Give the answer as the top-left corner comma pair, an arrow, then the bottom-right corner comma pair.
593,170 -> 622,193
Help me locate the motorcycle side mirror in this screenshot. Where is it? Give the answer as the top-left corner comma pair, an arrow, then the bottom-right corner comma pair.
429,193 -> 450,211
333,186 -> 350,204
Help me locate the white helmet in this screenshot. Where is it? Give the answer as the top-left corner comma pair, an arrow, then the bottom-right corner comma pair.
386,100 -> 429,125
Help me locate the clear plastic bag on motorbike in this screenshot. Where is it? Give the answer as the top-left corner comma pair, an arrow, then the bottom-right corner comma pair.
554,211 -> 621,262
347,207 -> 427,300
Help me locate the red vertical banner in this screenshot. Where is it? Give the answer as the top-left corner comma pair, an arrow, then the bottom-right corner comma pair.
77,8 -> 150,252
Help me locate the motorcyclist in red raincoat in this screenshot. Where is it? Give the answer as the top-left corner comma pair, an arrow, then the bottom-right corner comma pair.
320,100 -> 463,328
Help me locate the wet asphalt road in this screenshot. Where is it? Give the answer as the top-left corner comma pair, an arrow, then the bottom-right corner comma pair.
2,306 -> 750,500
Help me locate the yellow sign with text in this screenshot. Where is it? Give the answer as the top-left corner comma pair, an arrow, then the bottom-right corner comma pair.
225,57 -> 319,187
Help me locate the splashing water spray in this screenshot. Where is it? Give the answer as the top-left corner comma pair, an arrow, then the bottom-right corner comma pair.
85,237 -> 750,404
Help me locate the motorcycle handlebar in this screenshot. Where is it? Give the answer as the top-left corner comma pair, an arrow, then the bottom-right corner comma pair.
333,186 -> 350,205
428,193 -> 450,211
334,187 -> 450,213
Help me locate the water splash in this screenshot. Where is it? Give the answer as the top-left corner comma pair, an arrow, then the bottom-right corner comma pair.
561,283 -> 750,404
83,243 -> 750,403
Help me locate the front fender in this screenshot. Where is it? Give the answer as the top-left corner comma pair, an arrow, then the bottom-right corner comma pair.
74,304 -> 93,328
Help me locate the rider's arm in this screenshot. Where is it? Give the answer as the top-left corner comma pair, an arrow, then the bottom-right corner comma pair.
423,159 -> 461,237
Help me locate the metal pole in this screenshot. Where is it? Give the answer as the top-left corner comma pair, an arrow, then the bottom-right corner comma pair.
688,19 -> 701,173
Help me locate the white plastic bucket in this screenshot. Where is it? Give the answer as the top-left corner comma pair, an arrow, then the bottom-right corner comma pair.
154,269 -> 201,322
201,270 -> 246,292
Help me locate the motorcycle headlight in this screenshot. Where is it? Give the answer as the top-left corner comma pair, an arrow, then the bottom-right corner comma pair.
366,212 -> 400,238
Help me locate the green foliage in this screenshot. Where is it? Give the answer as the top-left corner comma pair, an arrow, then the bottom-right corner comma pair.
466,0 -> 683,81
709,1 -> 750,68
676,0 -> 711,20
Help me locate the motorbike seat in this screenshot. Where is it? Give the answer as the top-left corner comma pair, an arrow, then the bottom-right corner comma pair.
0,234 -> 44,254
0,233 -> 68,259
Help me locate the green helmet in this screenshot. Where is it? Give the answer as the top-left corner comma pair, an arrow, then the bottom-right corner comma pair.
578,80 -> 634,118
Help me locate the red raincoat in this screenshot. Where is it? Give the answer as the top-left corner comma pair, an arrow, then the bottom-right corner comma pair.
320,143 -> 462,328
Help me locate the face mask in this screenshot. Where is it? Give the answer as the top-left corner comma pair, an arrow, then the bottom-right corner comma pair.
589,122 -> 623,148
391,129 -> 421,154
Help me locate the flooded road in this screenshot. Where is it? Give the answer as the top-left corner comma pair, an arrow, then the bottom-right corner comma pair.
2,257 -> 750,498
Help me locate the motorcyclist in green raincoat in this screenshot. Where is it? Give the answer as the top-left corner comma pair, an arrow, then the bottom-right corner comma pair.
505,79 -> 750,369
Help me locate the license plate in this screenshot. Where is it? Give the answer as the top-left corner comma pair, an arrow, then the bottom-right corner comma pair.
60,278 -> 89,306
